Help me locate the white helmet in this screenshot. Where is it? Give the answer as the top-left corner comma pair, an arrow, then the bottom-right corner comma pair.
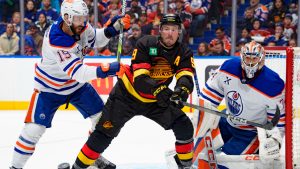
240,41 -> 265,78
61,0 -> 89,26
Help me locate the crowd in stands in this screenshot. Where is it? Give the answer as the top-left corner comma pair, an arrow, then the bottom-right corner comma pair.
0,0 -> 298,56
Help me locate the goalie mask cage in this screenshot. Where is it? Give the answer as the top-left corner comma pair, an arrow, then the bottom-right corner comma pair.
264,46 -> 300,169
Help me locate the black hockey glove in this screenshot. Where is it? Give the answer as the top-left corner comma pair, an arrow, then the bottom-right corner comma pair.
153,85 -> 173,108
170,86 -> 190,109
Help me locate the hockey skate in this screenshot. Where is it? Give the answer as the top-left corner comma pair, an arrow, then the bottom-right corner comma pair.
57,156 -> 115,169
174,155 -> 196,169
91,156 -> 116,169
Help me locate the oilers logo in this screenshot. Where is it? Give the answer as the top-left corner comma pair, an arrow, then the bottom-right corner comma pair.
226,91 -> 243,116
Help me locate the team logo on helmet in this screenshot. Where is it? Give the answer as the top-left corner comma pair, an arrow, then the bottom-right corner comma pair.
226,91 -> 243,116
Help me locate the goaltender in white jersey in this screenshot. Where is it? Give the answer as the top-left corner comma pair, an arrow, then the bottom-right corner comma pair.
192,41 -> 285,168
10,0 -> 131,169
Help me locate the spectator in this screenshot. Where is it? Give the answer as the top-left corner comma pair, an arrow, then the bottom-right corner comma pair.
126,0 -> 143,18
36,0 -> 59,24
24,0 -> 37,24
283,14 -> 296,40
197,42 -> 210,56
288,38 -> 297,47
250,19 -> 271,37
138,10 -> 153,35
11,12 -> 22,35
172,0 -> 192,44
239,28 -> 252,43
0,23 -> 19,55
263,22 -> 288,46
235,38 -> 248,56
237,7 -> 255,31
207,0 -> 225,24
268,0 -> 288,28
102,0 -> 120,24
35,12 -> 50,36
189,0 -> 211,37
148,0 -> 164,35
128,24 -> 144,48
267,40 -> 277,46
288,2 -> 298,26
209,26 -> 231,53
27,23 -> 43,55
0,0 -> 19,23
249,0 -> 269,27
122,39 -> 133,56
209,40 -> 229,56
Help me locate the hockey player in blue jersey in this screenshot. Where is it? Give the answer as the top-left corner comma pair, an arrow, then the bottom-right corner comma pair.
9,0 -> 131,169
193,41 -> 285,168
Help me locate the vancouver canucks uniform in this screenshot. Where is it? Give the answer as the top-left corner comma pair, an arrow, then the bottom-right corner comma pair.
73,35 -> 196,168
200,57 -> 285,155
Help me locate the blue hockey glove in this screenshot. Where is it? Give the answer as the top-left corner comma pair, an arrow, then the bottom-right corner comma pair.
104,14 -> 131,38
96,62 -> 120,78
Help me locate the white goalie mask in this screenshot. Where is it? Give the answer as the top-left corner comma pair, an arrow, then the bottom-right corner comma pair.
61,0 -> 89,26
240,41 -> 265,78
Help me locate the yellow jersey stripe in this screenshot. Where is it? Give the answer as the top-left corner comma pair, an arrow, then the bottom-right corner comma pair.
175,71 -> 194,80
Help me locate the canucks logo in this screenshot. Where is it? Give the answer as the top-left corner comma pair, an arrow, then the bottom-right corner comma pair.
226,91 -> 243,116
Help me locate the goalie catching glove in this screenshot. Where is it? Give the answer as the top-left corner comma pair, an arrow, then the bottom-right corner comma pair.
257,127 -> 282,162
104,14 -> 131,38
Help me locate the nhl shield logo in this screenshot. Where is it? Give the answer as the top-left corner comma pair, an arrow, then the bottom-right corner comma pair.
226,91 -> 243,116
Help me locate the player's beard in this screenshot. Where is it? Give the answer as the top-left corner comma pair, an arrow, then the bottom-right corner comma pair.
162,36 -> 176,48
72,25 -> 84,35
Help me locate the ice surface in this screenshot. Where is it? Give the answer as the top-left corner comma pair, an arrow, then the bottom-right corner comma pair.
0,111 -> 176,169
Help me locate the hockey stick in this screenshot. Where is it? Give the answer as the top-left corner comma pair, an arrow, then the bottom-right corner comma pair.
174,100 -> 281,130
116,0 -> 126,62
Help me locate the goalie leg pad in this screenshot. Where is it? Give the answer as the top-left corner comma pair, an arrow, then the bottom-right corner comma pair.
11,123 -> 46,168
193,99 -> 220,139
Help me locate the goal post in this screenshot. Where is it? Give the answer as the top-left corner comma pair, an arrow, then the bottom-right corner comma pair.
265,46 -> 300,169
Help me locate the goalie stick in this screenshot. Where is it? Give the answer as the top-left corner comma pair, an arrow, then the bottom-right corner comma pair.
173,99 -> 281,130
116,0 -> 126,62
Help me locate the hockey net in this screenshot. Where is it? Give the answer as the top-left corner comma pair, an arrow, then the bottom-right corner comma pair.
265,47 -> 300,169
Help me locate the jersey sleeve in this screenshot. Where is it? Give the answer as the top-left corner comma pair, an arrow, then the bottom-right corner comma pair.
94,25 -> 109,47
131,37 -> 160,94
51,44 -> 98,83
200,67 -> 225,107
174,47 -> 195,92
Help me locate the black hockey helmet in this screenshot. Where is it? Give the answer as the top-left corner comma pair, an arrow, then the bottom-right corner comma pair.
160,13 -> 182,28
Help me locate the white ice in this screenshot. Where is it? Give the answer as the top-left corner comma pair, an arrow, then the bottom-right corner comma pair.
0,110 -> 176,169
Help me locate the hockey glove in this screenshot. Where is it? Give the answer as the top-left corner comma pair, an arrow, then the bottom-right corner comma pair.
153,85 -> 173,108
170,86 -> 190,108
104,14 -> 131,38
257,127 -> 282,163
96,62 -> 120,78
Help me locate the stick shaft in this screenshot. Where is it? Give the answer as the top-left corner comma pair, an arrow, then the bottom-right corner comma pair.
116,0 -> 126,62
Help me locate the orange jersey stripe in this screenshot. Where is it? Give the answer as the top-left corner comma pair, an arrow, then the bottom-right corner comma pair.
203,88 -> 223,102
25,91 -> 38,123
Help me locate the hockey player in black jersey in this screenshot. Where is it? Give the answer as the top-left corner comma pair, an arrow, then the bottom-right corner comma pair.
65,13 -> 196,169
